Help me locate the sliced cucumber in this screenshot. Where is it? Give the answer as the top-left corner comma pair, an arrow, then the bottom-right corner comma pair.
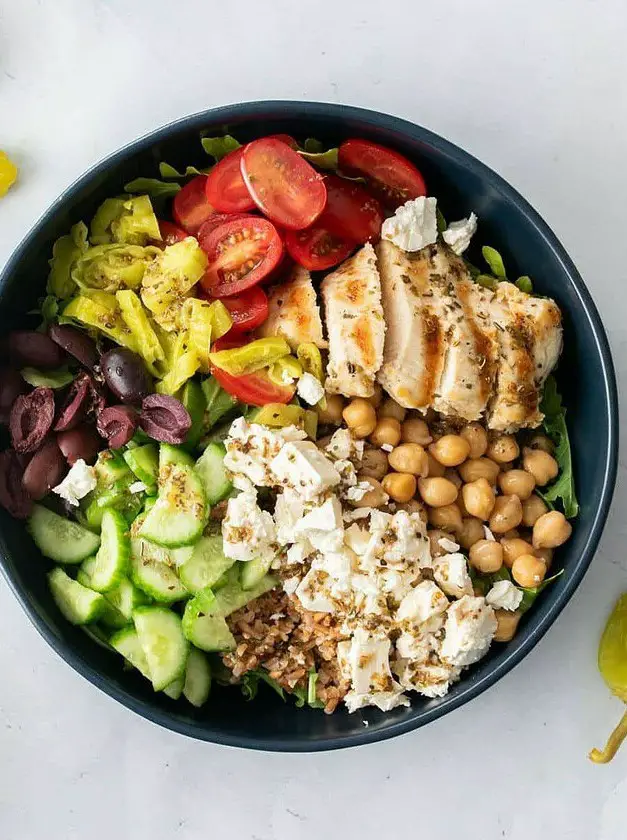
133,606 -> 189,691
182,599 -> 236,652
110,625 -> 151,679
123,444 -> 159,493
179,535 -> 235,594
78,561 -> 140,628
240,556 -> 275,591
29,505 -> 101,564
139,445 -> 206,548
89,508 -> 130,592
211,572 -> 278,617
163,676 -> 184,700
95,450 -> 132,485
195,443 -> 233,505
130,522 -> 190,604
106,576 -> 150,619
181,380 -> 206,451
48,568 -> 106,625
183,647 -> 212,707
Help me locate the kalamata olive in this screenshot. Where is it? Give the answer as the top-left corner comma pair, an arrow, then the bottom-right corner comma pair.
10,387 -> 55,453
0,450 -> 33,519
9,330 -> 66,369
22,439 -> 67,500
97,405 -> 138,449
140,394 -> 191,444
100,348 -> 152,404
48,324 -> 98,370
0,367 -> 27,424
54,372 -> 105,431
57,425 -> 102,466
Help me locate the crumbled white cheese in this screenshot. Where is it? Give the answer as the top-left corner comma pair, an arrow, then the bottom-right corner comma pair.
486,579 -> 523,611
325,428 -> 354,461
396,580 -> 449,625
128,481 -> 148,494
344,523 -> 371,556
338,629 -> 408,712
442,212 -> 478,255
440,596 -> 497,668
222,489 -> 276,563
396,657 -> 459,699
273,489 -> 305,545
295,496 -> 345,553
344,480 -> 372,502
270,440 -> 341,501
296,372 -> 325,406
433,553 -> 474,599
283,576 -> 300,595
52,459 -> 97,507
295,568 -> 336,613
223,418 -> 284,487
381,443 -> 394,453
483,525 -> 496,542
438,536 -> 461,553
381,197 -> 438,252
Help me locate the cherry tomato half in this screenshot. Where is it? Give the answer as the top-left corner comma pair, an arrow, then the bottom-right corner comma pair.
284,225 -> 354,271
220,287 -> 269,333
338,139 -> 427,209
205,148 -> 256,214
241,138 -> 327,230
210,338 -> 295,406
201,217 -> 283,298
158,220 -> 188,245
197,213 -> 255,251
172,175 -> 216,234
321,174 -> 384,244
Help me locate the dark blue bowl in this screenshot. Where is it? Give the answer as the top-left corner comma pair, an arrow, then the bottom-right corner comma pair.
0,102 -> 618,751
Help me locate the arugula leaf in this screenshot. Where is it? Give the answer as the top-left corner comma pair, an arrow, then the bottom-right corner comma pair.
539,376 -> 579,518
482,246 -> 507,280
518,570 -> 565,613
201,135 -> 241,161
123,178 -> 181,198
476,273 -> 499,290
516,275 -> 533,294
21,367 -> 74,389
240,669 -> 285,702
298,147 -> 339,170
307,667 -> 325,708
158,162 -> 204,179
436,207 -> 447,234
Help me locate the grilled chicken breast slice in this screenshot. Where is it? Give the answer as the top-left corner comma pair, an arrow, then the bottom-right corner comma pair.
486,282 -> 562,431
321,243 -> 385,398
257,265 -> 327,350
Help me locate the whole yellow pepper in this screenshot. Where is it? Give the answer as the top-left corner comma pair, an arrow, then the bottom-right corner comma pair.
0,151 -> 18,197
589,593 -> 627,763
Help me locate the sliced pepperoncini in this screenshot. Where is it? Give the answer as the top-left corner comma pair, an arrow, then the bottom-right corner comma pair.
62,293 -> 139,352
116,289 -> 165,376
589,593 -> 627,764
268,355 -> 303,386
209,337 -> 290,377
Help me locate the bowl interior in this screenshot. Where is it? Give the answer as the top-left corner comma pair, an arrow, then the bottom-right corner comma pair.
0,102 -> 617,750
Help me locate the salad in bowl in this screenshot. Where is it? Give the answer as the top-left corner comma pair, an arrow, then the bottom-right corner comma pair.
0,130 -> 577,715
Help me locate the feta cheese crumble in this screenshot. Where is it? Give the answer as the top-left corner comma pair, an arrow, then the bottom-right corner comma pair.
442,212 -> 478,255
270,441 -> 341,501
433,552 -> 474,599
486,579 -> 523,611
381,197 -> 438,252
128,481 -> 148,494
222,488 -> 276,564
440,596 -> 497,667
52,459 -> 97,507
296,372 -> 325,406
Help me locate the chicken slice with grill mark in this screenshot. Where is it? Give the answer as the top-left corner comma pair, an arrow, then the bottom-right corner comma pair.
257,265 -> 327,350
321,243 -> 385,398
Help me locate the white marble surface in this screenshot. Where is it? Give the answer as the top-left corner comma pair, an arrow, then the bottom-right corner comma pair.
1,1 -> 626,837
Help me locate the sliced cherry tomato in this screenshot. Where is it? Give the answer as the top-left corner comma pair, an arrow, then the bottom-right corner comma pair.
321,174 -> 384,244
201,217 -> 283,298
197,213 -> 255,250
220,287 -> 269,333
172,175 -> 216,234
210,338 -> 294,405
265,133 -> 298,149
205,148 -> 256,213
284,225 -> 354,271
241,138 -> 327,230
158,220 -> 188,245
338,139 -> 427,209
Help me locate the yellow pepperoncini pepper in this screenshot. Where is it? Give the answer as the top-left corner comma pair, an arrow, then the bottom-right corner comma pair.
207,299 -> 233,341
589,593 -> 627,764
209,337 -> 290,377
267,355 -> 303,386
62,293 -> 139,352
0,151 -> 18,197
155,330 -> 199,396
252,403 -> 318,440
297,342 -> 326,409
116,289 -> 166,376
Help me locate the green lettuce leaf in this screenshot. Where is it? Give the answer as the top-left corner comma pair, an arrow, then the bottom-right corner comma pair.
518,570 -> 565,613
240,669 -> 285,701
476,273 -> 499,289
307,667 -> 325,708
201,135 -> 241,161
21,367 -> 74,389
298,147 -> 339,170
516,275 -> 533,294
482,245 -> 507,280
436,207 -> 447,234
47,221 -> 89,299
123,178 -> 181,198
539,376 -> 579,518
158,162 -> 204,179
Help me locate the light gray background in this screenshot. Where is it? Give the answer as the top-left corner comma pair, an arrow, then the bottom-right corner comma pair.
1,1 -> 626,838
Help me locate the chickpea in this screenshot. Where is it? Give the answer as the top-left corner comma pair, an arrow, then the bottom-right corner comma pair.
522,495 -> 548,527
444,468 -> 462,489
388,443 -> 429,477
512,554 -> 547,587
396,498 -> 427,522
367,383 -> 384,409
429,529 -> 452,558
486,435 -> 520,463
529,433 -> 555,454
379,397 -> 407,423
358,448 -> 389,481
462,478 -> 496,521
501,537 -> 535,569
532,511 -> 572,549
489,494 -> 523,534
498,469 -> 536,500
417,477 -> 458,507
427,452 -> 446,477
503,529 -> 520,540
469,539 -> 504,573
343,398 -> 377,438
382,472 -> 416,503
428,503 -> 463,533
494,610 -> 521,642
459,457 -> 500,484
458,517 -> 485,550
460,423 -> 488,459
428,434 -> 471,467
522,447 -> 559,487
369,417 -> 401,448
535,547 -> 554,568
456,484 -> 470,517
317,393 -> 344,425
350,475 -> 387,508
401,415 -> 432,446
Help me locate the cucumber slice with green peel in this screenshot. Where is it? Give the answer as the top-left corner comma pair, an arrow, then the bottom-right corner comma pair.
182,600 -> 236,652
195,443 -> 233,505
143,496 -> 157,513
82,624 -> 113,650
48,568 -> 106,625
240,555 -> 275,591
129,531 -> 190,603
89,508 -> 131,592
179,535 -> 235,593
110,625 -> 151,679
29,505 -> 101,564
123,444 -> 159,493
95,450 -> 133,485
139,445 -> 207,548
106,576 -> 150,618
163,676 -> 184,700
212,572 -> 278,617
133,606 -> 189,691
183,647 -> 212,707
181,380 -> 206,451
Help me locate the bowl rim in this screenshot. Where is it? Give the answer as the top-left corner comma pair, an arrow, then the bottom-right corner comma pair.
0,100 -> 619,752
